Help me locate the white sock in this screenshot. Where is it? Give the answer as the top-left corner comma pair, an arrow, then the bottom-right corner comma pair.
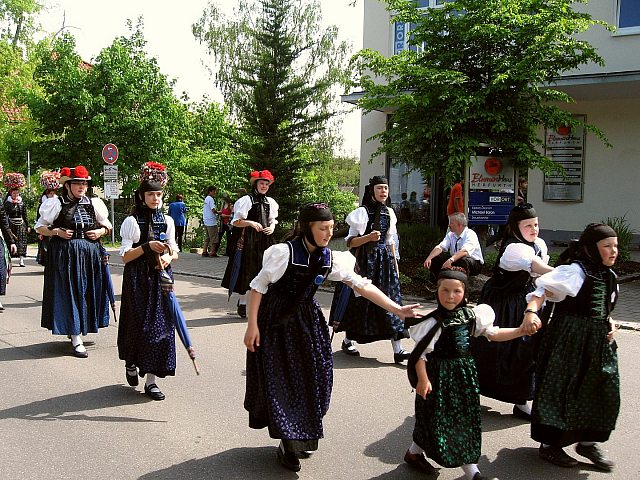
70,335 -> 86,352
391,339 -> 404,353
515,401 -> 532,415
238,294 -> 247,306
344,336 -> 353,345
145,374 -> 157,387
0,300 -> 3,308
19,256 -> 24,265
461,463 -> 480,480
408,441 -> 423,455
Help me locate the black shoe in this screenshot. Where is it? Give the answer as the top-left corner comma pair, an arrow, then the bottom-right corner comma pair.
341,340 -> 360,356
237,302 -> 247,318
201,253 -> 209,257
277,447 -> 301,472
71,343 -> 88,358
575,443 -> 615,471
125,365 -> 139,387
538,445 -> 578,468
404,450 -> 438,474
394,350 -> 411,364
512,405 -> 531,421
144,383 -> 165,401
473,473 -> 498,480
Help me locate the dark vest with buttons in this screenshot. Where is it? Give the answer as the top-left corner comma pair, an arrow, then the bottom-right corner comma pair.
53,197 -> 97,239
131,210 -> 168,248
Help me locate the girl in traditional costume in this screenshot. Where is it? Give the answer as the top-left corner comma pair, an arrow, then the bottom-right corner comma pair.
0,164 -> 17,310
3,173 -> 28,267
117,162 -> 179,401
329,175 -> 409,363
471,203 -> 552,419
36,171 -> 62,266
222,169 -> 278,318
35,166 -> 112,358
244,203 -> 421,472
405,268 -> 535,480
526,223 -> 619,471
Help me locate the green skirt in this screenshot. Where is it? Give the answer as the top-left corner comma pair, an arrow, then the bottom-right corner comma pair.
532,313 -> 620,446
413,356 -> 481,468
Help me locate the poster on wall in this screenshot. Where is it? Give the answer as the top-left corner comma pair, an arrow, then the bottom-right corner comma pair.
467,155 -> 516,226
543,115 -> 585,202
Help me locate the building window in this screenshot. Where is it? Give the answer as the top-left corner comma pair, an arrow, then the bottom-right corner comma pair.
393,0 -> 453,54
617,0 -> 640,34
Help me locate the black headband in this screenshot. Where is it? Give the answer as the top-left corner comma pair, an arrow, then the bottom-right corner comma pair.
581,224 -> 617,247
369,175 -> 388,187
299,203 -> 333,223
438,267 -> 468,285
509,203 -> 537,223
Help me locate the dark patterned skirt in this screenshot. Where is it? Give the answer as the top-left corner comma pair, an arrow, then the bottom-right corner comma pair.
531,313 -> 619,446
117,258 -> 176,378
328,244 -> 406,343
413,356 -> 481,468
471,280 -> 535,404
222,227 -> 275,295
41,237 -> 110,335
9,218 -> 27,257
244,296 -> 333,451
0,236 -> 8,295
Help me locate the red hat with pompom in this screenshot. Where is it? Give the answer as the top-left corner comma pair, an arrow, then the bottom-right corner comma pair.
249,169 -> 275,185
59,165 -> 91,184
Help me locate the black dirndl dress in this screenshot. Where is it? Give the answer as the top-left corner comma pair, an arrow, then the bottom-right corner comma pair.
222,193 -> 275,295
41,198 -> 110,335
117,211 -> 177,378
471,238 -> 543,404
4,199 -> 28,257
328,205 -> 406,343
244,238 -> 333,453
411,307 -> 482,468
531,261 -> 620,446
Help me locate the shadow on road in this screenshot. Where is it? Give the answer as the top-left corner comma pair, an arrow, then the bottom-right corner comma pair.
139,446 -> 302,480
0,384 -> 162,423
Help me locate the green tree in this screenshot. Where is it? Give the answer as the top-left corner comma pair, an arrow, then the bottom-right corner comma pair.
193,0 -> 351,222
353,0 -> 610,186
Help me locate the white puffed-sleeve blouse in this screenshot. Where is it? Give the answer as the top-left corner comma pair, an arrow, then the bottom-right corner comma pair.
249,244 -> 372,295
119,214 -> 178,257
344,206 -> 398,246
409,304 -> 498,361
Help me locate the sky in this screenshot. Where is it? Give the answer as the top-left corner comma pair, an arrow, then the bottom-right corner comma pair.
37,0 -> 364,156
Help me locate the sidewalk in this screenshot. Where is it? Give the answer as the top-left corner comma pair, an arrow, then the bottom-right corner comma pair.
104,246 -> 640,329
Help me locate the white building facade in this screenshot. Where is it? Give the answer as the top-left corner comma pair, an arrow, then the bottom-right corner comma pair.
351,0 -> 640,243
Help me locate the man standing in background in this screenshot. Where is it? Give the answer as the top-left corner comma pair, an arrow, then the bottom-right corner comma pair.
202,186 -> 219,257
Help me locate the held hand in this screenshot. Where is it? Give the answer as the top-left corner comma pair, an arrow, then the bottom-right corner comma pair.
262,225 -> 275,235
368,230 -> 381,242
423,257 -> 432,269
56,228 -> 73,240
148,240 -> 166,253
159,253 -> 173,269
416,379 -> 432,400
9,244 -> 17,255
244,324 -> 260,352
607,318 -> 618,343
397,303 -> 422,320
522,312 -> 540,335
250,221 -> 263,232
85,228 -> 104,241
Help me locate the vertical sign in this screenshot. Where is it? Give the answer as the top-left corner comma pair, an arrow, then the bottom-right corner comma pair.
467,155 -> 516,226
543,115 -> 585,201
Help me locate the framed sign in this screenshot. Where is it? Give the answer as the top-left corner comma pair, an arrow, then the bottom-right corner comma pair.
467,155 -> 516,225
543,115 -> 585,202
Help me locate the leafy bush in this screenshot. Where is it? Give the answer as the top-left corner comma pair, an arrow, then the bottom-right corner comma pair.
397,222 -> 442,259
602,214 -> 636,262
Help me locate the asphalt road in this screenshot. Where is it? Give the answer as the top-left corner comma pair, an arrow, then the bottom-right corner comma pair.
0,256 -> 638,479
